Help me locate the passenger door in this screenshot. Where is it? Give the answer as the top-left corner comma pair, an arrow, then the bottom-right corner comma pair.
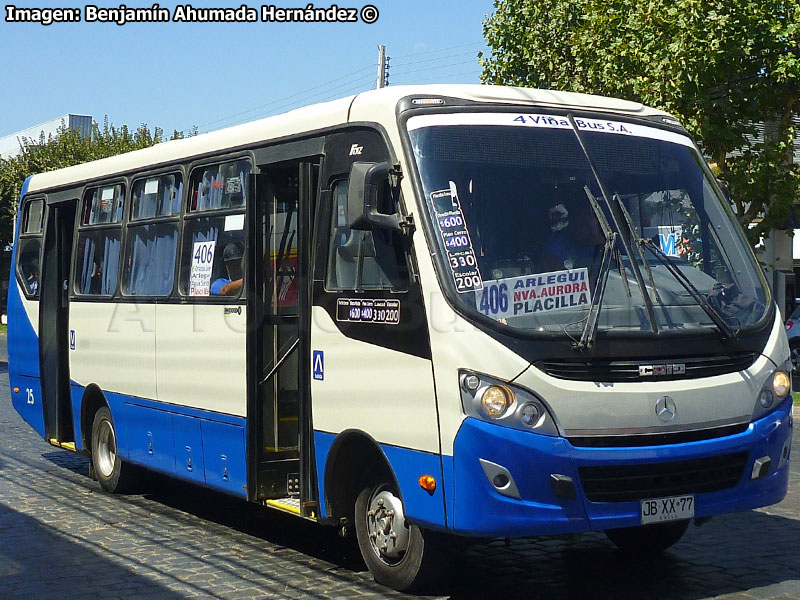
247,156 -> 319,512
39,199 -> 77,444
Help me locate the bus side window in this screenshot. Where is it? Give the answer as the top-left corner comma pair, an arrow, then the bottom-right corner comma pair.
17,238 -> 42,297
22,198 -> 44,234
74,184 -> 126,297
179,216 -> 246,298
122,223 -> 178,297
325,180 -> 408,292
16,198 -> 44,298
74,230 -> 121,296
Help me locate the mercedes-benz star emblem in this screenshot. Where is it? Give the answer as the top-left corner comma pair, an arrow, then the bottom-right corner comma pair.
655,396 -> 677,423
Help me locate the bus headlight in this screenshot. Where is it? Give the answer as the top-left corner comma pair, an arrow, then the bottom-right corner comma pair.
752,363 -> 792,421
773,370 -> 791,398
459,371 -> 560,436
481,385 -> 513,418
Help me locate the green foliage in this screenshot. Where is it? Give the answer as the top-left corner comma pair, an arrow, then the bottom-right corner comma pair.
481,0 -> 800,244
0,118 -> 186,249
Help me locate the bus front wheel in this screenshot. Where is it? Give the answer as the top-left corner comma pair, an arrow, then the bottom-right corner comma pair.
90,406 -> 139,493
604,520 -> 689,554
354,480 -> 448,592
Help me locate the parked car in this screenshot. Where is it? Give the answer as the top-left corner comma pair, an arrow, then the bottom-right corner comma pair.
784,304 -> 800,377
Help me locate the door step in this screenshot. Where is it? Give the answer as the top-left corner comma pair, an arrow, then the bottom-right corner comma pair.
48,438 -> 76,451
265,496 -> 302,515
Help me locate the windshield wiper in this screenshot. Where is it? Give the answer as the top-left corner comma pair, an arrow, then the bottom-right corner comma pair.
615,194 -> 662,306
573,186 -> 630,350
640,236 -> 738,340
567,114 -> 659,343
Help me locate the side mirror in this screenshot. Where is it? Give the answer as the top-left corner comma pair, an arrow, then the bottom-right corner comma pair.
346,161 -> 402,231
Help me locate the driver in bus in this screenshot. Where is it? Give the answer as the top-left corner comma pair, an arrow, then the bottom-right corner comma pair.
542,198 -> 605,272
210,242 -> 244,296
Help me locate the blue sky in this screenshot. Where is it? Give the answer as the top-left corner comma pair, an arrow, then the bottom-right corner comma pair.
1,1 -> 493,138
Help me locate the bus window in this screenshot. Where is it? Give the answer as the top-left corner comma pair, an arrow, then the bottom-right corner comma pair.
189,159 -> 251,212
17,237 -> 42,297
122,223 -> 178,296
22,198 -> 44,234
74,230 -> 121,296
131,173 -> 183,220
325,180 -> 408,291
82,184 -> 124,225
179,216 -> 246,297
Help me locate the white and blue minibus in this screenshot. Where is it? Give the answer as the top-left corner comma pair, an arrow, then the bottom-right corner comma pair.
8,85 -> 793,591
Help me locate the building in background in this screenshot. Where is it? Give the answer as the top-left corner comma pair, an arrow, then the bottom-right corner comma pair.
0,114 -> 92,160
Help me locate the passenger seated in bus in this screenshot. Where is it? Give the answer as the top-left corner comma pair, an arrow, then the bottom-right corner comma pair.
210,242 -> 244,296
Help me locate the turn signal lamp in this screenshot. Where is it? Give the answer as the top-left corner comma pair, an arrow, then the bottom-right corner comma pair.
419,475 -> 436,493
13,387 -> 19,394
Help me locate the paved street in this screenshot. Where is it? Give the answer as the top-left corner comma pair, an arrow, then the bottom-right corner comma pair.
1,334 -> 798,599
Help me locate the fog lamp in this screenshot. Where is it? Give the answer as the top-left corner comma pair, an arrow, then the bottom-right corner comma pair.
520,403 -> 542,427
772,371 -> 791,398
759,389 -> 774,409
481,385 -> 513,417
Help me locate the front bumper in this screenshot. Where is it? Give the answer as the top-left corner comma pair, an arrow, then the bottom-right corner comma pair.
450,398 -> 793,537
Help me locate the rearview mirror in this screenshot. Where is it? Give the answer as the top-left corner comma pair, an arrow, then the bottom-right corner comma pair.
346,161 -> 402,231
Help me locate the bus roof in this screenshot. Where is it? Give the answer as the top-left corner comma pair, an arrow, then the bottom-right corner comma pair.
26,84 -> 673,195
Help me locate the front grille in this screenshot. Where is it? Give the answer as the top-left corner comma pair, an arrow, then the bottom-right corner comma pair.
569,423 -> 749,448
579,452 -> 748,503
538,352 -> 755,382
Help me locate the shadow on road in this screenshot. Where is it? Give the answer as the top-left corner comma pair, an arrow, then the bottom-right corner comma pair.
0,501 -> 187,598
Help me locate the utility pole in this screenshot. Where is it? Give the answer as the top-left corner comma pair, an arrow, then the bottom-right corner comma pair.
376,45 -> 389,88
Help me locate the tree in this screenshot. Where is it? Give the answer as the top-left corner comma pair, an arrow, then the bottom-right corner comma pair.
0,119 -> 187,249
480,0 -> 800,244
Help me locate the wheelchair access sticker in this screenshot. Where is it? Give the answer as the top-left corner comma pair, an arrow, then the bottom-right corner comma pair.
477,268 -> 590,320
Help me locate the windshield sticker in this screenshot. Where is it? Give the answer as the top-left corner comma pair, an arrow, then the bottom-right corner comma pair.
189,240 -> 216,296
431,182 -> 483,293
477,268 -> 590,319
407,113 -> 694,148
336,298 -> 400,325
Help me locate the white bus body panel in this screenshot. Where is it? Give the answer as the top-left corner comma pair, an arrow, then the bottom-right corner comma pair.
310,307 -> 440,453
155,304 -> 247,416
512,309 -> 789,435
69,302 -> 157,400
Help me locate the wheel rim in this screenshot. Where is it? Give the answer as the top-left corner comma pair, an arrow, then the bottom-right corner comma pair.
96,418 -> 117,478
365,485 -> 411,565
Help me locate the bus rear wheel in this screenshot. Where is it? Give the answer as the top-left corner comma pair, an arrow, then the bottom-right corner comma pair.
91,406 -> 139,493
604,520 -> 689,554
354,480 -> 448,592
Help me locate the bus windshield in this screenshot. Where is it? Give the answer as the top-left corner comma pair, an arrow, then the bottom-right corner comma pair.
408,112 -> 769,336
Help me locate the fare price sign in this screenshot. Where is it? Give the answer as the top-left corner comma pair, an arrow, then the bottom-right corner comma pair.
336,298 -> 400,325
430,188 -> 482,293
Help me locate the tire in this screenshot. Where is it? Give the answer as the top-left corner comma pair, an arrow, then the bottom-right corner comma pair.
354,480 -> 449,592
90,406 -> 139,493
604,520 -> 689,554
